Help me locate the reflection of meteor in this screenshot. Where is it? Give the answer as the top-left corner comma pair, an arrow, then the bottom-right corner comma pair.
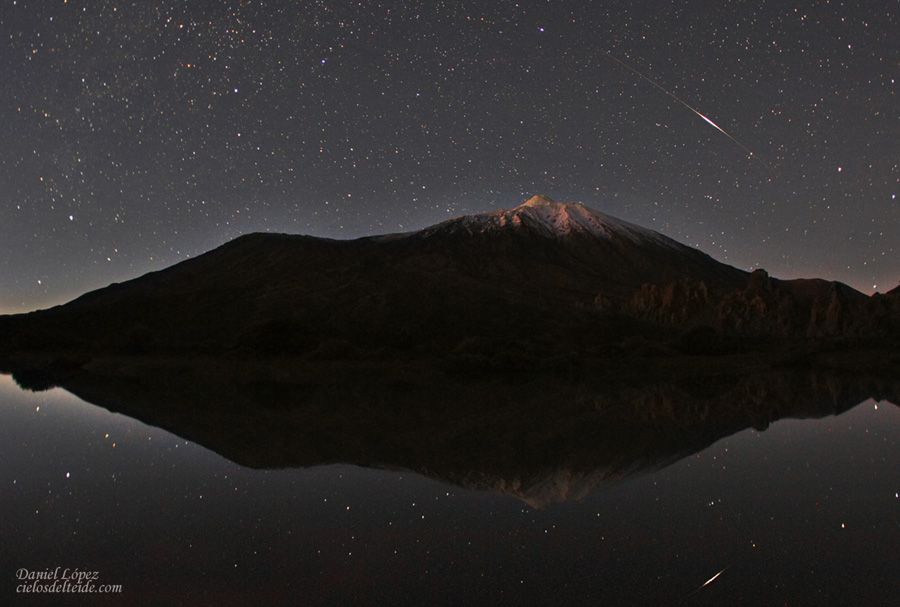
699,568 -> 726,589
604,53 -> 773,174
685,566 -> 729,598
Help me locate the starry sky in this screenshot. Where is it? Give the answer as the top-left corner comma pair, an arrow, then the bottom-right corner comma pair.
1,0 -> 897,313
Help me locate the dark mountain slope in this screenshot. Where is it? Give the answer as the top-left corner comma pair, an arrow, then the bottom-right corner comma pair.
0,195 -> 891,362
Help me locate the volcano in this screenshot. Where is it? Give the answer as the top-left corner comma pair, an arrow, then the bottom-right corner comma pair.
0,196 -> 897,367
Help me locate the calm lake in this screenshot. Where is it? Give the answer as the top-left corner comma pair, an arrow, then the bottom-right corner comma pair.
0,372 -> 897,606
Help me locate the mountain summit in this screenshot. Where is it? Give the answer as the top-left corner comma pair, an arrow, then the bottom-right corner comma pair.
420,195 -> 681,248
0,195 -> 896,366
497,194 -> 671,242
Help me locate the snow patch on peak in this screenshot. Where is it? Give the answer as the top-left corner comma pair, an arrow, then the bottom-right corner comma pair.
498,196 -> 678,248
414,195 -> 684,250
519,194 -> 558,208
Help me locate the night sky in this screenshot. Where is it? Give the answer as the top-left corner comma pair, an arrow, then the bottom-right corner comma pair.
1,0 -> 896,314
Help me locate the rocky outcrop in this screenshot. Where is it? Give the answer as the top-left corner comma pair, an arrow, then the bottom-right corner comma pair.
626,279 -> 711,325
622,269 -> 899,340
716,269 -> 805,336
807,282 -> 855,337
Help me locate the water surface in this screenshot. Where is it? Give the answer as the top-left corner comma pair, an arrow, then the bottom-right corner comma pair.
0,373 -> 897,606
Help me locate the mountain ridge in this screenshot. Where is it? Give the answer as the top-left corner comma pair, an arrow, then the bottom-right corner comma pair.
0,195 -> 897,368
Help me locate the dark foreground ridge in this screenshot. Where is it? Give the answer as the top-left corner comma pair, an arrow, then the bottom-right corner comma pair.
3,360 -> 898,507
1,195 -> 898,375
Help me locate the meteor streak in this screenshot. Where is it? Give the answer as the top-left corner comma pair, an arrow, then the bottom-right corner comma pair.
604,53 -> 773,174
694,110 -> 726,134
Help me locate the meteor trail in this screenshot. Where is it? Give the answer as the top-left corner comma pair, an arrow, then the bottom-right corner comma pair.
604,53 -> 773,174
694,110 -> 727,134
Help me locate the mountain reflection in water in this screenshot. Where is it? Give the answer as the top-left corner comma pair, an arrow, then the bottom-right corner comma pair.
1,363 -> 898,607
8,362 -> 898,508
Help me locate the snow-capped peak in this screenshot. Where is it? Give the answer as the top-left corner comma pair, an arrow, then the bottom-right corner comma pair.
510,195 -> 616,235
496,195 -> 675,246
410,195 -> 682,250
518,194 -> 558,208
